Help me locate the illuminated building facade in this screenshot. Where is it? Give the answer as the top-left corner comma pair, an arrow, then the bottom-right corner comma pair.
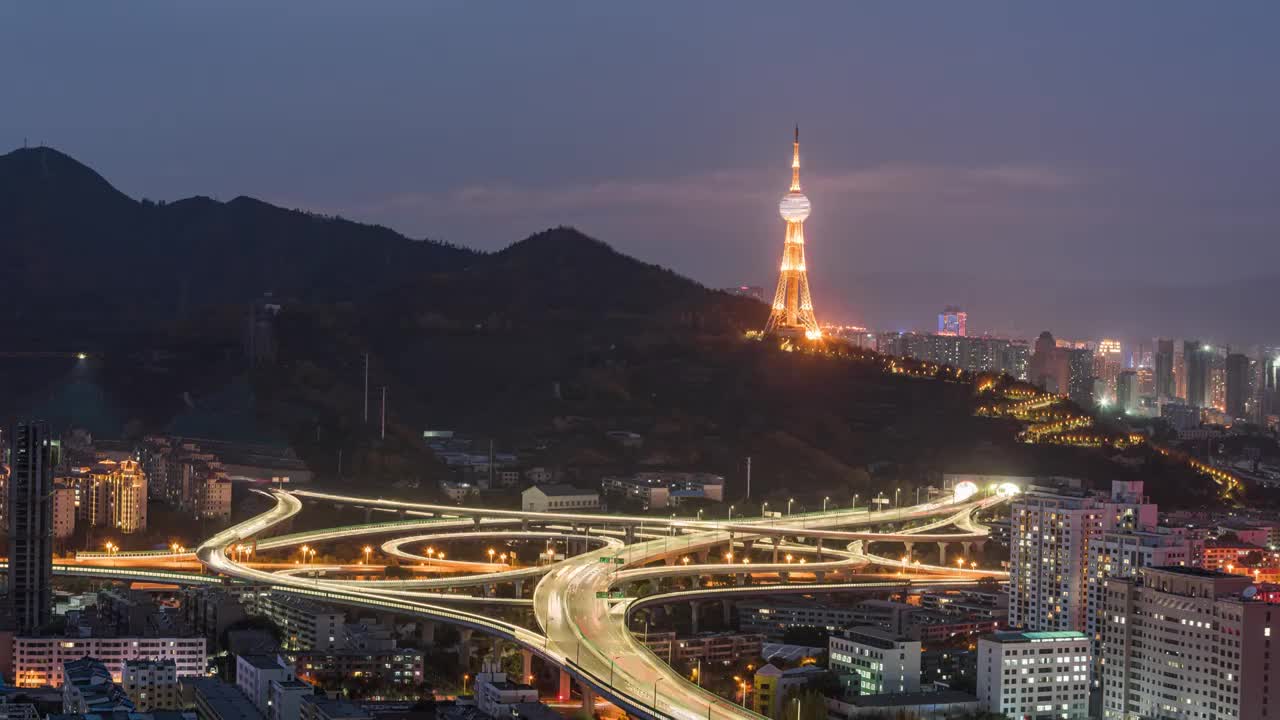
1092,339 -> 1122,402
1010,481 -> 1156,635
764,128 -> 821,339
976,631 -> 1090,720
1067,347 -> 1095,407
937,306 -> 967,337
1100,566 -> 1280,720
88,459 -> 148,533
11,636 -> 205,687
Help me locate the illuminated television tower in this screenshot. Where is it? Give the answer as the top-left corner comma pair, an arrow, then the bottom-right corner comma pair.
764,126 -> 821,339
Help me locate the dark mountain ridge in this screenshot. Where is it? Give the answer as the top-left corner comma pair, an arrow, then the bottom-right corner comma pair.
0,146 -> 476,344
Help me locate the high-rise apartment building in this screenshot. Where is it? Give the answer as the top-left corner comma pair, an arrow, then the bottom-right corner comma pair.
1115,370 -> 1138,414
976,630 -> 1091,719
938,306 -> 967,337
1085,525 -> 1198,662
1010,481 -> 1157,633
52,482 -> 77,540
1154,338 -> 1175,400
1185,340 -> 1209,407
1226,352 -> 1251,421
1067,348 -> 1095,407
1135,366 -> 1155,400
1093,340 -> 1123,402
1209,347 -> 1228,413
1101,566 -> 1280,720
7,421 -> 55,635
88,458 -> 148,533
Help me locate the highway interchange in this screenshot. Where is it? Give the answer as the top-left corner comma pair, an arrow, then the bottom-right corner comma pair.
36,487 -> 1010,720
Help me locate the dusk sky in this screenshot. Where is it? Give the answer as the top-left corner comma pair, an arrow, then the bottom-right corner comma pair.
4,3 -> 1277,346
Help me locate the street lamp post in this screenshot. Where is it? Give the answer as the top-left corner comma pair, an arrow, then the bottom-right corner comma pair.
363,546 -> 372,565
787,498 -> 794,516
653,677 -> 664,712
894,488 -> 901,507
822,496 -> 830,512
853,493 -> 858,509
728,505 -> 734,522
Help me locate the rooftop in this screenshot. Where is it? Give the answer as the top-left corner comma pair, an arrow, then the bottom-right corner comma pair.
184,678 -> 265,720
527,484 -> 595,497
237,654 -> 289,671
838,626 -> 911,649
1148,565 -> 1236,578
985,630 -> 1086,644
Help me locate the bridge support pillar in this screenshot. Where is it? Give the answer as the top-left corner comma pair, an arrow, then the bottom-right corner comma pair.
558,670 -> 571,701
515,579 -> 525,596
815,570 -> 826,582
625,526 -> 636,545
522,650 -> 533,684
364,507 -> 373,523
771,537 -> 780,563
483,583 -> 494,598
521,519 -> 529,531
975,539 -> 986,554
419,621 -> 436,645
398,509 -> 407,519
962,541 -> 973,559
457,629 -> 474,665
904,541 -> 914,559
722,598 -> 733,625
473,516 -> 482,527
817,538 -> 824,561
690,601 -> 700,634
736,572 -> 746,586
743,539 -> 754,557
580,683 -> 595,712
938,542 -> 948,564
780,571 -> 790,583
696,549 -> 708,564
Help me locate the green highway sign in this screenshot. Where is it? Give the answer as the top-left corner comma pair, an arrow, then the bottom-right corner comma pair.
596,591 -> 609,598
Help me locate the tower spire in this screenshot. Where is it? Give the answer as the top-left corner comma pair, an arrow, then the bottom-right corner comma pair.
765,128 -> 821,340
791,125 -> 801,191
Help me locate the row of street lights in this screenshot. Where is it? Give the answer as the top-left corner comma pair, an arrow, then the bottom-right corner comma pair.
487,548 -> 517,565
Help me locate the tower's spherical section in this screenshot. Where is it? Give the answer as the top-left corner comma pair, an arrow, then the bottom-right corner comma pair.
779,191 -> 811,222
